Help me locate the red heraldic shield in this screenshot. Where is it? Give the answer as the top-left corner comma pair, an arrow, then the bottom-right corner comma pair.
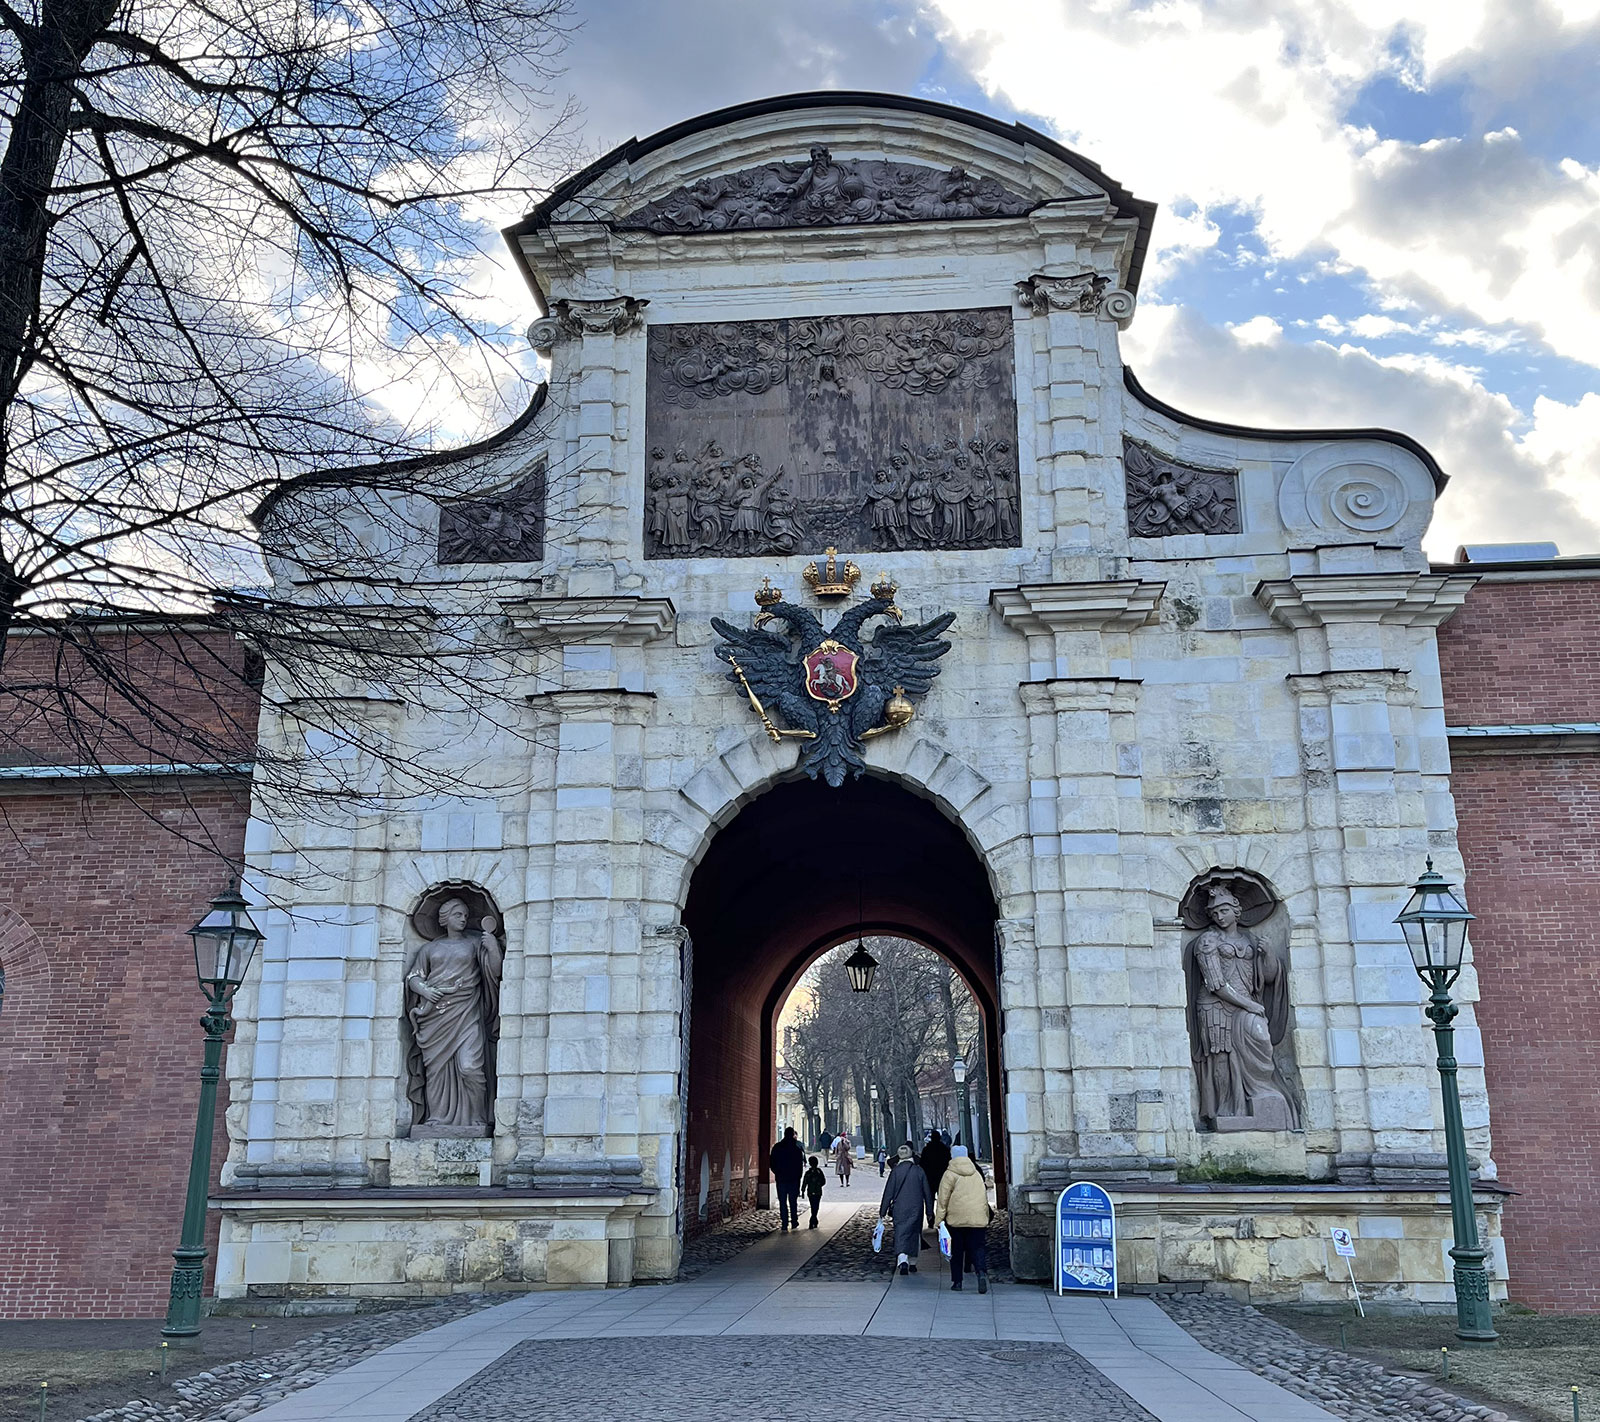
803,641 -> 859,704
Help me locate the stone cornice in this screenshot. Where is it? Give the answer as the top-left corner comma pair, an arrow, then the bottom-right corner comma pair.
502,596 -> 676,645
524,688 -> 657,724
991,580 -> 1166,634
1255,573 -> 1477,630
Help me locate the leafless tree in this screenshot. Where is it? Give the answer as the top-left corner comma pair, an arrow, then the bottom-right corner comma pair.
784,937 -> 989,1158
0,0 -> 584,860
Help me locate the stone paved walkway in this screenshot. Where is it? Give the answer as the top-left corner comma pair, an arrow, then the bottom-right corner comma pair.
243,1203 -> 1339,1422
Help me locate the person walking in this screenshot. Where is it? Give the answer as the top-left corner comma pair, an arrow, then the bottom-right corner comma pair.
919,1129 -> 952,1222
934,1145 -> 992,1292
834,1134 -> 854,1187
769,1126 -> 805,1232
878,1144 -> 933,1275
876,1147 -> 888,1177
802,1154 -> 827,1229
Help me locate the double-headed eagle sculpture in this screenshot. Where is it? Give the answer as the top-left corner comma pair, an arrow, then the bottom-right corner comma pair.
711,574 -> 955,787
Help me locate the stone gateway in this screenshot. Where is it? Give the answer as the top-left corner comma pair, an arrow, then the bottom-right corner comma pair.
211,92 -> 1509,1308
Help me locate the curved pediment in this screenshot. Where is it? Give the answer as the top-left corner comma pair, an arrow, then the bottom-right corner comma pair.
617,147 -> 1037,234
510,90 -> 1155,287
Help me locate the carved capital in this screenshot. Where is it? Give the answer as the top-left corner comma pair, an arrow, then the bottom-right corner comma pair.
1018,676 -> 1141,715
991,580 -> 1166,634
1015,270 -> 1107,315
553,295 -> 649,337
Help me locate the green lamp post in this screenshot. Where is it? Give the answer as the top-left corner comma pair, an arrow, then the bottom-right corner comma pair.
163,882 -> 263,1340
1394,859 -> 1497,1343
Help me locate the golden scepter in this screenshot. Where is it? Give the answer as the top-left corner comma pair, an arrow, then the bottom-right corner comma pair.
725,653 -> 815,742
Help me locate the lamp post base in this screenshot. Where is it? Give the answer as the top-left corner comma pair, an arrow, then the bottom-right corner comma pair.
162,1246 -> 209,1339
1451,1248 -> 1499,1343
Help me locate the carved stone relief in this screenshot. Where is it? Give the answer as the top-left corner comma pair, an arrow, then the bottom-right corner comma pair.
618,147 -> 1035,233
644,310 -> 1020,558
404,882 -> 503,1139
1015,272 -> 1136,326
1179,870 -> 1300,1133
1124,438 -> 1241,538
437,462 -> 545,564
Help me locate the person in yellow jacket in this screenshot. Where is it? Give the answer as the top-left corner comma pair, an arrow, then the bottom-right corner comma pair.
933,1145 -> 991,1292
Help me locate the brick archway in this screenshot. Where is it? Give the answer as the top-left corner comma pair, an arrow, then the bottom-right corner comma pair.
679,773 -> 1004,1234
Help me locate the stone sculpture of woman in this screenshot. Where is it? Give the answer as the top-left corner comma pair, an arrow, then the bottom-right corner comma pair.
1183,882 -> 1300,1132
404,896 -> 503,1137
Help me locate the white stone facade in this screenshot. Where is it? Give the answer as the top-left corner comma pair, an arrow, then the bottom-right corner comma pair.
217,96 -> 1503,1305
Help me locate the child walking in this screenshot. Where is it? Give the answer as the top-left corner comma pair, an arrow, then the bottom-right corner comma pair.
802,1154 -> 827,1229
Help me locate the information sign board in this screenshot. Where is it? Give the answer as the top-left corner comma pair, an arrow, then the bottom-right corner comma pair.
1329,1227 -> 1355,1258
1056,1181 -> 1117,1297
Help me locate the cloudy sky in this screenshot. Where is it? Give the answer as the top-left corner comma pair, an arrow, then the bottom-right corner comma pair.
500,0 -> 1600,560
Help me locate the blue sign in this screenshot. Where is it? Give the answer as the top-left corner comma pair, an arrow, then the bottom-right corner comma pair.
1056,1181 -> 1117,1296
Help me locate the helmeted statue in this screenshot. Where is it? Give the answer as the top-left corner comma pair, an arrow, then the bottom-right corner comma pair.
1184,883 -> 1300,1131
404,895 -> 503,1137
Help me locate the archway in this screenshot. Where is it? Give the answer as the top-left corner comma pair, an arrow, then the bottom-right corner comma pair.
680,773 -> 1004,1236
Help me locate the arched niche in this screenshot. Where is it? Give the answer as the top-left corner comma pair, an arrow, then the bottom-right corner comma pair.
401,880 -> 504,1140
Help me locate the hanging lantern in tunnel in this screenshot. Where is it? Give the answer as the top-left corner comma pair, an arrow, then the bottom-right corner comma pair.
844,940 -> 878,992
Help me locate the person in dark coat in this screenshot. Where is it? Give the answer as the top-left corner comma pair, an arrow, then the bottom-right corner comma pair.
802,1155 -> 826,1229
770,1126 -> 805,1231
878,1143 -> 933,1274
919,1130 -> 952,1222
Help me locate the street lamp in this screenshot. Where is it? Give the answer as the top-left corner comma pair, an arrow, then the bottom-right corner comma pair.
953,1056 -> 972,1153
1394,859 -> 1496,1343
844,940 -> 878,993
163,882 -> 263,1340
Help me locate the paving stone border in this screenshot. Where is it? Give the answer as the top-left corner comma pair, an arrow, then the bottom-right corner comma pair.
73,1297 -> 499,1422
1158,1291 -> 1516,1422
675,1208 -> 783,1280
408,1334 -> 1159,1420
792,1205 -> 1014,1282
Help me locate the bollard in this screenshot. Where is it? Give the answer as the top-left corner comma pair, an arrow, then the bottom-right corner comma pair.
1573,1385 -> 1580,1421
160,1340 -> 169,1382
250,1323 -> 259,1355
1440,1346 -> 1449,1380
1338,1322 -> 1347,1352
38,1381 -> 47,1420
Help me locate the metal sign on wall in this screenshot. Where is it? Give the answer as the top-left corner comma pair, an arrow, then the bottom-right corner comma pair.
1056,1181 -> 1118,1297
643,308 -> 1021,559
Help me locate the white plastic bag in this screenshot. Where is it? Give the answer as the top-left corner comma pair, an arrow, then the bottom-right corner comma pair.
872,1218 -> 885,1254
938,1222 -> 952,1259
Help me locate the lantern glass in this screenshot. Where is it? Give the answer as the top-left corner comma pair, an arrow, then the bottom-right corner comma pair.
953,1057 -> 966,1084
1394,859 -> 1474,982
844,941 -> 878,993
189,884 -> 265,996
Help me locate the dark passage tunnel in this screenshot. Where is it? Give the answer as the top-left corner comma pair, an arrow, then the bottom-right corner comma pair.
681,773 -> 1003,1233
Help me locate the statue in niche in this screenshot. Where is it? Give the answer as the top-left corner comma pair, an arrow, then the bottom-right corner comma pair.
1181,872 -> 1300,1132
404,885 -> 503,1138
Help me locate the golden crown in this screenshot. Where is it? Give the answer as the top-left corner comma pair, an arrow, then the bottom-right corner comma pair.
870,572 -> 898,602
753,577 -> 782,608
801,548 -> 861,598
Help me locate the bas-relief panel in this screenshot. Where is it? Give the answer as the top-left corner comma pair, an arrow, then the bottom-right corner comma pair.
643,309 -> 1021,558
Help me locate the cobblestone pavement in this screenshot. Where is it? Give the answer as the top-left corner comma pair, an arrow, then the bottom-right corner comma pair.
793,1205 -> 1014,1282
1159,1292 -> 1515,1422
676,1209 -> 782,1280
69,1298 -> 497,1422
408,1335 -> 1159,1421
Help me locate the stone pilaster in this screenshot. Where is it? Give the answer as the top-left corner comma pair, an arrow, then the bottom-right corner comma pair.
501,595 -> 676,1203
997,579 -> 1170,1182
1258,570 -> 1489,1180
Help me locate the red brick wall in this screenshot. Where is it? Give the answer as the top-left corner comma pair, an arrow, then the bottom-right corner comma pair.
1439,576 -> 1600,1311
0,784 -> 251,1318
0,625 -> 258,1319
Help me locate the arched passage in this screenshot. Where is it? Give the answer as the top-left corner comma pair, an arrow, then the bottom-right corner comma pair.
681,773 -> 1003,1234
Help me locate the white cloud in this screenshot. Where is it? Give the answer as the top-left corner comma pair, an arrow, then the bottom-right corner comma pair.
1121,302 -> 1600,557
1228,315 -> 1284,345
929,0 -> 1600,367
